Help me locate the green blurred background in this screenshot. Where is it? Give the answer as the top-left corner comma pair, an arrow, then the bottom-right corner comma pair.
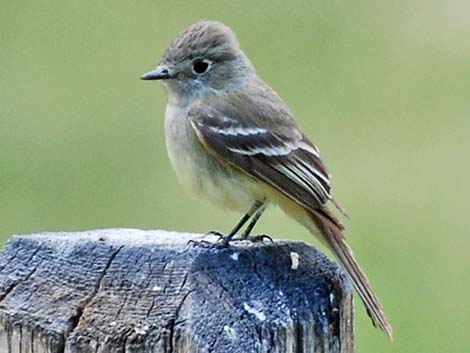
1,0 -> 469,351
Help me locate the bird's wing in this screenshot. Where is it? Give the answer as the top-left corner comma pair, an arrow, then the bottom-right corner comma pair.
188,95 -> 335,215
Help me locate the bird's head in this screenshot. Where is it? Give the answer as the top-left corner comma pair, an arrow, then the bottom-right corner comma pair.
141,21 -> 255,100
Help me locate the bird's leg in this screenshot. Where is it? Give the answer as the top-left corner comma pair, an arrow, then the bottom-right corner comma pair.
220,200 -> 264,246
241,201 -> 274,243
241,203 -> 266,240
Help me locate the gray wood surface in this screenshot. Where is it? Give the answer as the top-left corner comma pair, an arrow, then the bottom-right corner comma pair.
0,229 -> 354,353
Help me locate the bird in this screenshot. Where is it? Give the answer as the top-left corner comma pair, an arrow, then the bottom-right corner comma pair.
141,20 -> 392,339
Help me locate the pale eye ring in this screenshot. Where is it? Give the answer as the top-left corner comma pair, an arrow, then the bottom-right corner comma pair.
192,59 -> 211,74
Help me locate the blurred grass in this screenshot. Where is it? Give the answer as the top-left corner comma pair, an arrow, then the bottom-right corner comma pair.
1,0 -> 469,352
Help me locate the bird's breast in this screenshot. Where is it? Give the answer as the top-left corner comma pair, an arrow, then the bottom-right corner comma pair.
163,103 -> 262,212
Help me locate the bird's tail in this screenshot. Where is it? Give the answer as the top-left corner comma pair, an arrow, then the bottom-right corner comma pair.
306,207 -> 393,340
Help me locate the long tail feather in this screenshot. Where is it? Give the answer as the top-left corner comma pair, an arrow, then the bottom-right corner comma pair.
308,208 -> 393,340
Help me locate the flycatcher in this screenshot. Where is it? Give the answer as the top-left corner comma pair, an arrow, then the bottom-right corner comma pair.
141,20 -> 392,339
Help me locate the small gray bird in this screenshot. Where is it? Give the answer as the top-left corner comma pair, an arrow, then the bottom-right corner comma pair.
141,20 -> 392,339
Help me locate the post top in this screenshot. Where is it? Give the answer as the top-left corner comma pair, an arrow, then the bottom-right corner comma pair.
13,228 -> 304,249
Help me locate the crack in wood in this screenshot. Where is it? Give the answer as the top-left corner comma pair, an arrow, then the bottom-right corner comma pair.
0,247 -> 42,302
66,245 -> 124,343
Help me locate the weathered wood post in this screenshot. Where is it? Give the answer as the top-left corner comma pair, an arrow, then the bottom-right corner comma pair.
0,229 -> 354,353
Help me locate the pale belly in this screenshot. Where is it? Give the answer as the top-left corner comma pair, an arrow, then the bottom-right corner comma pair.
164,103 -> 265,212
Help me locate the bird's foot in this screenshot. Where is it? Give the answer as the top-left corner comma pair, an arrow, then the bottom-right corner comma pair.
205,230 -> 243,247
187,238 -> 215,248
204,230 -> 225,241
186,230 -> 223,247
188,230 -> 237,248
189,230 -> 272,248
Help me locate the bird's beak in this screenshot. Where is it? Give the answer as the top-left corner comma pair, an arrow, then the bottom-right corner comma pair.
140,65 -> 173,80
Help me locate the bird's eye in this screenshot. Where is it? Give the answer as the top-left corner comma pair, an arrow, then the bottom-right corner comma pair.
192,60 -> 210,74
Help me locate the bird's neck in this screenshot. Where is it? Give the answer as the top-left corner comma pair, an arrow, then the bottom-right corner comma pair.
166,75 -> 255,107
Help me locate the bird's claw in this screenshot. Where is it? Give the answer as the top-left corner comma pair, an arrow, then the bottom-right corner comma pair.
186,230 -> 224,247
188,230 -> 274,248
187,230 -> 235,248
205,230 -> 225,241
187,239 -> 215,248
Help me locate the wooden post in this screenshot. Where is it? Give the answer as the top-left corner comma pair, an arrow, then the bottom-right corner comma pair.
0,229 -> 354,353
